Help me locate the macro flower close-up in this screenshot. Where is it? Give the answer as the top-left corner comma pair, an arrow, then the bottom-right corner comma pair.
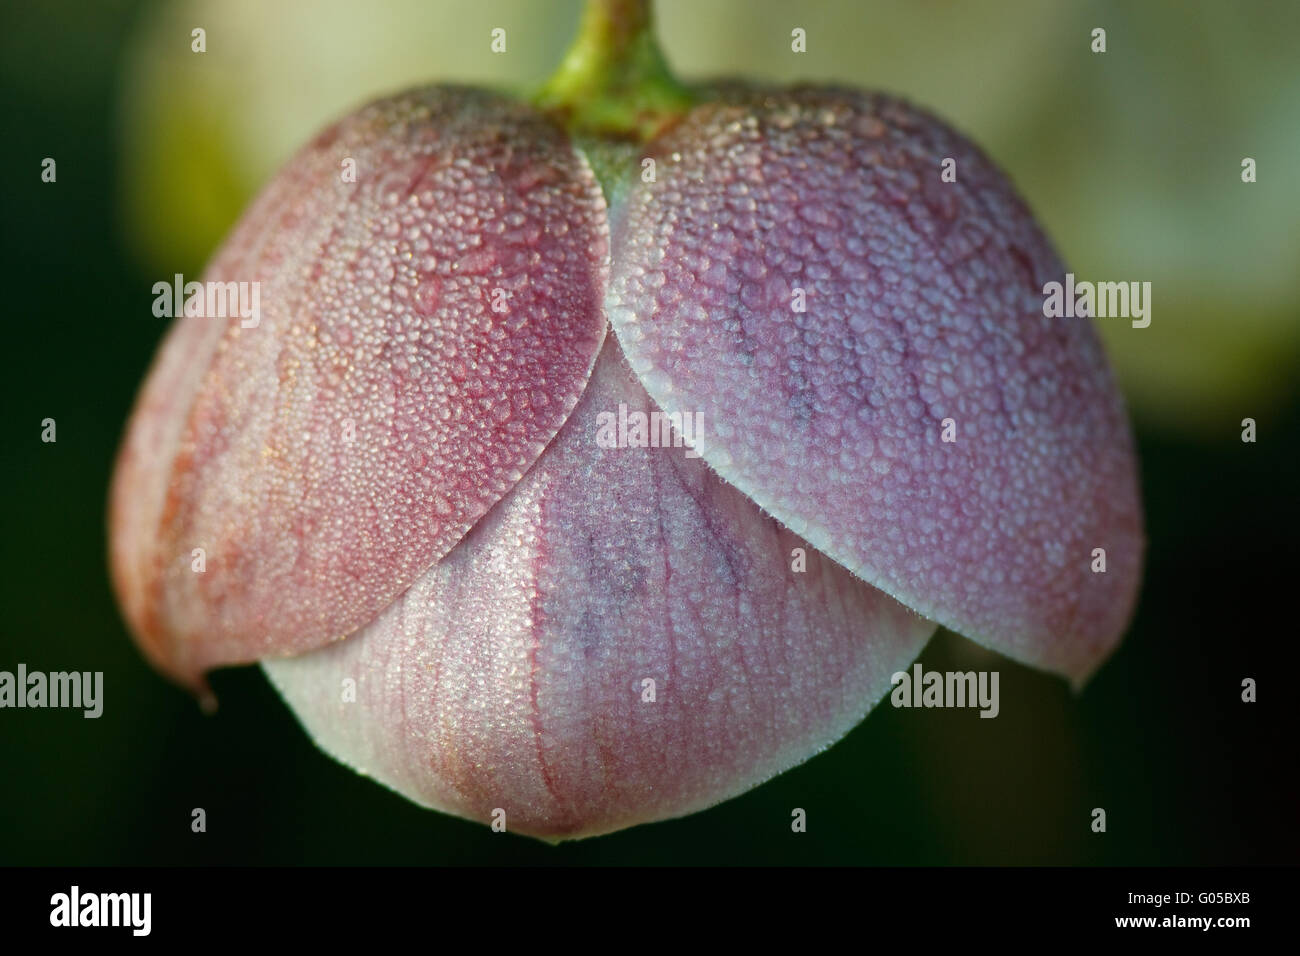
3,0 -> 1295,922
108,0 -> 1143,840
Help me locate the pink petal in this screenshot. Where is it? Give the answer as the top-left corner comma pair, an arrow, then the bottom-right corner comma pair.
110,88 -> 608,689
264,342 -> 936,840
605,88 -> 1143,685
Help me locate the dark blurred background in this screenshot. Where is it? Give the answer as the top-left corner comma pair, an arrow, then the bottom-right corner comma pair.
1,0 -> 1296,865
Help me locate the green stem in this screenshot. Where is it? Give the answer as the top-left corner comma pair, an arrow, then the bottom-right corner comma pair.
535,0 -> 693,141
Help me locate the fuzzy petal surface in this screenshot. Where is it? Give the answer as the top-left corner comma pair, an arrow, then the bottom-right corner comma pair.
606,88 -> 1142,683
265,342 -> 936,840
111,87 -> 609,687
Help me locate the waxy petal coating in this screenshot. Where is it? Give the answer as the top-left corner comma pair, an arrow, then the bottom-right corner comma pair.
264,342 -> 936,840
111,87 -> 609,688
606,88 -> 1142,684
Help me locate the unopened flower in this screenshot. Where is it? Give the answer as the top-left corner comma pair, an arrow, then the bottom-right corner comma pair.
111,1 -> 1142,841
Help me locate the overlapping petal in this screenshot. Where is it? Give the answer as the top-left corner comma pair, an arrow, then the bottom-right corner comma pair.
264,343 -> 936,839
111,88 -> 609,688
605,88 -> 1143,684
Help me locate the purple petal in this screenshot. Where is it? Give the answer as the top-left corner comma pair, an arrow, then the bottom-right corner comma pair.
606,88 -> 1143,684
264,341 -> 936,840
